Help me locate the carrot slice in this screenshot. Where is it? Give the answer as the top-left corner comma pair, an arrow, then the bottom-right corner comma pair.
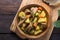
39,11 -> 46,18
38,7 -> 43,10
26,15 -> 31,18
33,22 -> 38,27
39,14 -> 44,18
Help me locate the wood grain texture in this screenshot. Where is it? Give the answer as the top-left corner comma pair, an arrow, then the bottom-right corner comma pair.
0,33 -> 60,40
50,34 -> 60,40
0,15 -> 15,33
52,27 -> 60,34
0,33 -> 28,40
0,0 -> 22,14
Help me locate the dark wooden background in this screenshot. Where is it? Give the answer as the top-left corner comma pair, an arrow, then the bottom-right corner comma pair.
0,0 -> 60,40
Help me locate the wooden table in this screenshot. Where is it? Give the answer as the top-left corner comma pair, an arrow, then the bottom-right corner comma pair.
0,0 -> 60,40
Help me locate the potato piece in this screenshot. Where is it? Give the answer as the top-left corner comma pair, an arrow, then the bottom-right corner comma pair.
37,10 -> 41,13
18,11 -> 25,18
30,30 -> 35,34
21,23 -> 26,30
39,11 -> 46,18
35,12 -> 39,16
36,26 -> 40,30
34,30 -> 42,35
38,17 -> 47,23
23,23 -> 26,27
21,27 -> 24,30
25,18 -> 30,23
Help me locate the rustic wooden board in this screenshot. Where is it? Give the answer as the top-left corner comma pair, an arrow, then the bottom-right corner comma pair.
10,0 -> 54,40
